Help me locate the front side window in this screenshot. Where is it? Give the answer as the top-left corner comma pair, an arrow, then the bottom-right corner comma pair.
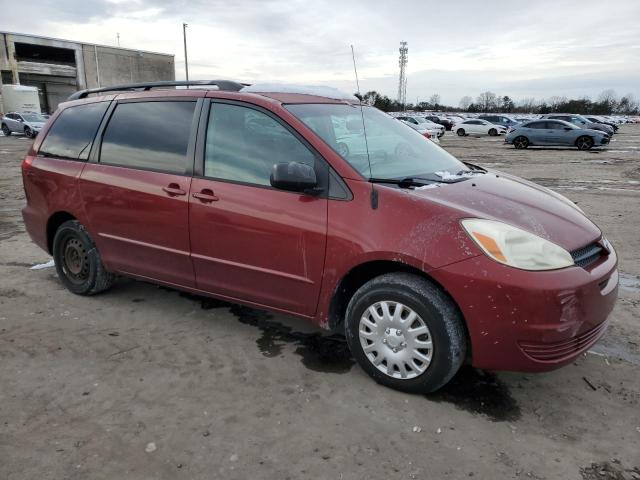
39,102 -> 109,160
286,104 -> 465,179
204,103 -> 315,186
100,101 -> 196,173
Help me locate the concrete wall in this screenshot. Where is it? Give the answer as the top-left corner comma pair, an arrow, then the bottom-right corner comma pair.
1,32 -> 174,113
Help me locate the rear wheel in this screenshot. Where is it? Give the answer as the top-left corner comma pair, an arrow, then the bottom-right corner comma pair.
576,136 -> 594,150
488,128 -> 497,136
336,142 -> 349,157
52,220 -> 114,295
345,273 -> 467,393
1,124 -> 10,136
456,128 -> 466,137
513,136 -> 529,149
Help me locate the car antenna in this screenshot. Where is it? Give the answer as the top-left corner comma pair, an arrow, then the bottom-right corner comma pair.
351,45 -> 377,209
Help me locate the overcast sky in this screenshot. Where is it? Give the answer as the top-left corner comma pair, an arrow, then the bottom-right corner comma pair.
3,0 -> 640,105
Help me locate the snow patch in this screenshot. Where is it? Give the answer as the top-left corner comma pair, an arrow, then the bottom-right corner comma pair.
434,170 -> 483,180
30,259 -> 55,270
241,83 -> 357,101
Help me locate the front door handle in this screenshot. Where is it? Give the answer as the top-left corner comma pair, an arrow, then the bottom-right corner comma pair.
162,183 -> 186,196
192,189 -> 219,203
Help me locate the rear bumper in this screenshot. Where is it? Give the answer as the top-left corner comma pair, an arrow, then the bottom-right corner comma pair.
430,243 -> 618,372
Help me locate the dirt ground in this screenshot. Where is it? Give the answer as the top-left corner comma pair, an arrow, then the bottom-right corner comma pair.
1,126 -> 639,480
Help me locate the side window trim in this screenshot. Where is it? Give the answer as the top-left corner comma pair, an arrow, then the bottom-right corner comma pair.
195,98 -> 350,200
89,98 -> 203,176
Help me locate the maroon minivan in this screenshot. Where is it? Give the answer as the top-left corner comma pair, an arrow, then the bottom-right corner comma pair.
21,80 -> 618,392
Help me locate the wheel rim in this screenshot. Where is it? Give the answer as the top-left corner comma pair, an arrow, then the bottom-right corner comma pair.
514,137 -> 527,148
578,137 -> 591,149
62,237 -> 89,283
358,301 -> 433,380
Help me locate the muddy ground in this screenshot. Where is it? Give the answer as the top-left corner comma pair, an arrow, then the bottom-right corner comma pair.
1,126 -> 639,480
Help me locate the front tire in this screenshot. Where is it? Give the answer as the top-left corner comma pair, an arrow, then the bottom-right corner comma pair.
576,136 -> 594,150
456,128 -> 466,136
488,128 -> 497,136
52,220 -> 114,295
345,273 -> 467,393
24,126 -> 33,138
336,142 -> 349,157
513,136 -> 529,149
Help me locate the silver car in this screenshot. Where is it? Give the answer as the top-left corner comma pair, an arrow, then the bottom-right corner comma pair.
505,119 -> 610,150
541,114 -> 614,135
1,112 -> 47,138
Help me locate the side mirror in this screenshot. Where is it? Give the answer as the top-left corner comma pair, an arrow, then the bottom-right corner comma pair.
17,118 -> 24,123
270,162 -> 319,194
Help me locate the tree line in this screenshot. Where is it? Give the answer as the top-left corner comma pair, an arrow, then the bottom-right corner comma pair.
355,89 -> 639,115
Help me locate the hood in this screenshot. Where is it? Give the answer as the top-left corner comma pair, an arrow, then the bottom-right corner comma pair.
407,171 -> 601,252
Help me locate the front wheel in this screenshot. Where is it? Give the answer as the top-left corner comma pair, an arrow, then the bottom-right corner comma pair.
24,126 -> 34,138
513,136 -> 529,149
456,128 -> 466,136
345,273 -> 467,393
336,142 -> 349,157
52,220 -> 114,295
488,128 -> 497,136
576,136 -> 594,150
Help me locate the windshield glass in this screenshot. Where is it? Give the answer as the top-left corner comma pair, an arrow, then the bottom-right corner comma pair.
286,104 -> 465,179
21,113 -> 46,122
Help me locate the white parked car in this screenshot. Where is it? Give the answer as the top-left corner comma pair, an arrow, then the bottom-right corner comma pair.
396,115 -> 445,138
399,120 -> 440,144
454,119 -> 507,137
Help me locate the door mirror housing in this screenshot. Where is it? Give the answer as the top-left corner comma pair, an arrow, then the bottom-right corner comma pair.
270,162 -> 319,194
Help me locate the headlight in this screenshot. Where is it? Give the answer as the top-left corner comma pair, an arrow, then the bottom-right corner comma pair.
461,219 -> 574,271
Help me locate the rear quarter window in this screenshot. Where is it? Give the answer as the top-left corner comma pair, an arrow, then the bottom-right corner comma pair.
38,102 -> 110,160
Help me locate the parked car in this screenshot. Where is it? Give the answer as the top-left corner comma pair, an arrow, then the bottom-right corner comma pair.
454,119 -> 507,136
584,115 -> 618,132
1,111 -> 47,137
399,119 -> 439,144
422,114 -> 454,131
505,119 -> 610,150
541,114 -> 614,135
397,115 -> 445,137
478,114 -> 520,129
22,80 -> 618,393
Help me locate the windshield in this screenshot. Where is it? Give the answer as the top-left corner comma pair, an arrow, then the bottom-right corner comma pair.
21,113 -> 46,122
285,104 -> 465,179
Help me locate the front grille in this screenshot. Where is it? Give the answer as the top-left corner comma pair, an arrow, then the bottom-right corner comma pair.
519,321 -> 608,362
571,243 -> 604,269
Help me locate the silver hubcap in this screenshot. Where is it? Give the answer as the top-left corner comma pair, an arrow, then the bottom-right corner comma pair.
359,301 -> 433,380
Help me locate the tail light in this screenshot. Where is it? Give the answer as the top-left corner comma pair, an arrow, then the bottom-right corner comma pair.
22,155 -> 35,176
422,131 -> 431,139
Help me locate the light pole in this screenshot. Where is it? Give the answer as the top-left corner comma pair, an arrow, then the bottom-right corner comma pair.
182,23 -> 189,83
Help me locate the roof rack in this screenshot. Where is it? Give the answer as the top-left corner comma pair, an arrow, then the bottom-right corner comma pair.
67,80 -> 249,101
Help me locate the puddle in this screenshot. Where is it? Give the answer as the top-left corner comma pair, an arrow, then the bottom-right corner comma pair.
429,367 -> 521,422
580,461 -> 640,480
618,272 -> 640,293
179,292 -> 355,374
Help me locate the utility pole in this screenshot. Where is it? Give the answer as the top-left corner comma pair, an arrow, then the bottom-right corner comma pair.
397,41 -> 408,110
183,23 -> 189,83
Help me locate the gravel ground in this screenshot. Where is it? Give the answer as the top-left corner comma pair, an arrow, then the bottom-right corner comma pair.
1,126 -> 639,480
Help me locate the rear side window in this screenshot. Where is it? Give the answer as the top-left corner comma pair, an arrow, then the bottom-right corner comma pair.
39,102 -> 109,160
100,101 -> 196,174
204,103 -> 315,186
526,122 -> 546,129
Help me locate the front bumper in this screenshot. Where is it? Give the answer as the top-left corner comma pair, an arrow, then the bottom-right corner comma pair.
430,242 -> 618,372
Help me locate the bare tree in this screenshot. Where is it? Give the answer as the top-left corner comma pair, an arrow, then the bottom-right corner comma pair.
429,94 -> 441,107
477,91 -> 497,112
459,96 -> 472,110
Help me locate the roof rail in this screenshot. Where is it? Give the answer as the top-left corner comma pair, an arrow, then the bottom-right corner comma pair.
67,80 -> 249,101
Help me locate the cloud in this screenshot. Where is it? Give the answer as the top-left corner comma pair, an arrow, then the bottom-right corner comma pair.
3,0 -> 639,104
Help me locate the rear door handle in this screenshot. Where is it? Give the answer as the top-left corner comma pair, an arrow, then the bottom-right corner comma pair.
192,189 -> 219,203
162,183 -> 186,196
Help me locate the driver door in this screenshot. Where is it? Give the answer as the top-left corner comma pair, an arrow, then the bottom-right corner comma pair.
189,101 -> 329,316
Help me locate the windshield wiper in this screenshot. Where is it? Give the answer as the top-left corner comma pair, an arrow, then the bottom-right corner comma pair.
368,177 -> 431,188
369,170 -> 482,188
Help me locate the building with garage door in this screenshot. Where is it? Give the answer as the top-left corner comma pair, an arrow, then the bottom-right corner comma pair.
0,32 -> 175,114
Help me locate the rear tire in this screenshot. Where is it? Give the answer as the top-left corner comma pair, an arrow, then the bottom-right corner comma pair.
1,124 -> 10,136
345,273 -> 467,393
576,136 -> 594,150
513,136 -> 529,149
52,220 -> 114,295
456,128 -> 466,136
488,128 -> 497,136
